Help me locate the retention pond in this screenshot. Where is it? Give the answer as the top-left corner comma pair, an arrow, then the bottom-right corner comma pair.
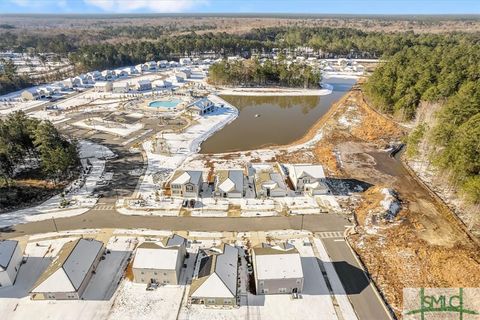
200,77 -> 356,153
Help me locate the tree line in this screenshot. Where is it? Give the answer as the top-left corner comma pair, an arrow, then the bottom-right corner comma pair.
208,58 -> 321,88
364,41 -> 480,204
0,111 -> 80,186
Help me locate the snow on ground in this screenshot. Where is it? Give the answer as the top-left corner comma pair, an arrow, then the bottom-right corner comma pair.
72,118 -> 143,137
0,237 -> 112,320
131,95 -> 238,206
0,141 -> 113,227
112,229 -> 172,237
108,281 -> 184,320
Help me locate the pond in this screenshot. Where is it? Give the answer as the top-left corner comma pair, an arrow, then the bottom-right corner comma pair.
200,78 -> 356,153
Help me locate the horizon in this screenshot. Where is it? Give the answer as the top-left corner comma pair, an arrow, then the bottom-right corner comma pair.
0,0 -> 479,15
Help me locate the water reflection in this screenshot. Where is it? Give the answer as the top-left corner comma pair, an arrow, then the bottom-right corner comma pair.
200,78 -> 356,154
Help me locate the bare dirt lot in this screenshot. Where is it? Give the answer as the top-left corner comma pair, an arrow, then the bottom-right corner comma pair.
302,86 -> 480,318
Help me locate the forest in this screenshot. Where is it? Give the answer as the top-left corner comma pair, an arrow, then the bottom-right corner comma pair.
364,41 -> 480,204
0,111 -> 80,186
208,58 -> 321,88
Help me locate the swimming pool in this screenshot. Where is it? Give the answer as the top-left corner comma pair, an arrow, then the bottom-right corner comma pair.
148,99 -> 182,108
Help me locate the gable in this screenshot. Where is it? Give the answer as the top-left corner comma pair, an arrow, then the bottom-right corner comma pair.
190,273 -> 234,298
32,269 -> 75,293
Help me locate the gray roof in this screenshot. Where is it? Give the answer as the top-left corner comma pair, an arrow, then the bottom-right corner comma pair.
0,240 -> 18,270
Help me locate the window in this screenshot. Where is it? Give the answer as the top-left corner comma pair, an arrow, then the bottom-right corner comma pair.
296,279 -> 302,284
261,289 -> 269,294
279,288 -> 287,293
259,281 -> 264,287
224,299 -> 232,305
154,272 -> 158,275
207,299 -> 216,304
185,184 -> 194,192
141,271 -> 144,275
163,273 -> 167,276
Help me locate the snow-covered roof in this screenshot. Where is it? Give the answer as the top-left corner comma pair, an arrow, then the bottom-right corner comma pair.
133,243 -> 180,271
94,81 -> 111,87
32,238 -> 103,293
137,79 -> 151,85
171,170 -> 202,186
113,82 -> 129,88
216,169 -> 243,193
0,240 -> 18,271
190,244 -> 238,299
253,245 -> 303,280
188,98 -> 214,111
287,164 -> 325,181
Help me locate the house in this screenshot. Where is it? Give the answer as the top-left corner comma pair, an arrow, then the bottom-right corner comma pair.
75,74 -> 93,86
30,238 -> 104,300
135,64 -> 146,74
132,234 -> 187,285
114,69 -> 129,78
187,98 -> 215,116
251,242 -> 304,295
179,57 -> 192,65
93,81 -> 113,92
87,70 -> 103,81
157,60 -> 168,68
0,240 -> 23,288
249,163 -> 288,198
101,70 -> 115,81
21,88 -> 39,101
286,164 -> 329,195
214,169 -> 244,198
189,244 -> 238,306
136,79 -> 152,91
169,61 -> 179,68
62,77 -> 80,89
174,75 -> 185,83
177,69 -> 191,79
112,82 -> 130,93
169,170 -> 203,198
153,79 -> 172,89
145,61 -> 157,71
122,66 -> 137,75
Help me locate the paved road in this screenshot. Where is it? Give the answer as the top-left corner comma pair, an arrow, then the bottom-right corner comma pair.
322,237 -> 393,320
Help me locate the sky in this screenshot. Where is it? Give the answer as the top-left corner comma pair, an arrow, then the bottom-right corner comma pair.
0,0 -> 479,14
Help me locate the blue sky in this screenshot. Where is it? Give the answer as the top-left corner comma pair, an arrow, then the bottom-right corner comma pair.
1,0 -> 479,14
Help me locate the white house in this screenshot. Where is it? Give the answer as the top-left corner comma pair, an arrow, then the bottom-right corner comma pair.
87,70 -> 103,81
177,69 -> 191,79
179,57 -> 192,65
114,69 -> 129,78
21,88 -> 39,101
157,60 -> 168,68
249,163 -> 289,198
93,81 -> 113,92
153,79 -> 172,89
62,77 -> 80,89
189,243 -> 238,306
136,79 -> 152,91
214,169 -> 245,198
169,170 -> 203,198
112,81 -> 130,93
145,61 -> 157,71
187,97 -> 215,116
252,242 -> 304,295
132,234 -> 187,285
30,238 -> 104,300
0,240 -> 23,288
101,70 -> 115,80
169,61 -> 179,68
135,64 -> 146,74
286,164 -> 329,195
